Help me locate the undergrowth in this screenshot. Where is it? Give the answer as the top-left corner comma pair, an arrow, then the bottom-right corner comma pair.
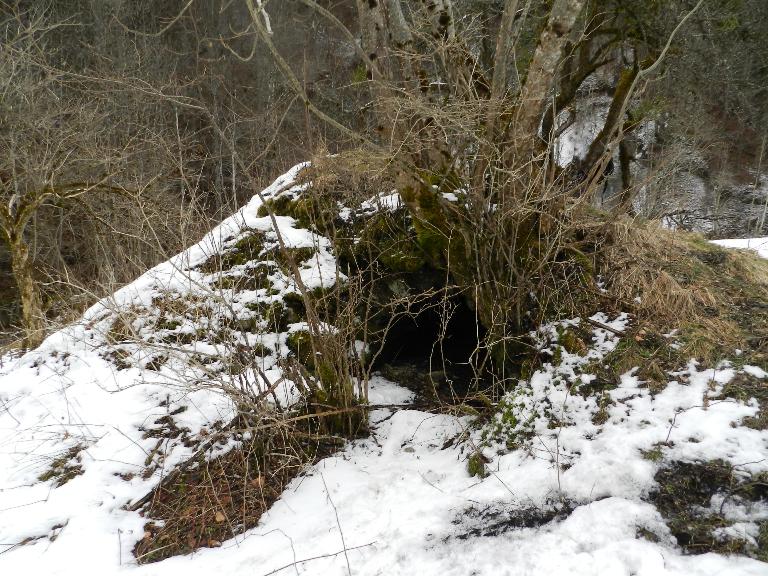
133,409 -> 341,564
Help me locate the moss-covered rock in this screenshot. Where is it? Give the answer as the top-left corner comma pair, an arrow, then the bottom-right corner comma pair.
256,195 -> 298,219
286,329 -> 314,369
199,232 -> 266,273
257,194 -> 339,236
245,301 -> 290,332
266,246 -> 317,272
351,210 -> 426,274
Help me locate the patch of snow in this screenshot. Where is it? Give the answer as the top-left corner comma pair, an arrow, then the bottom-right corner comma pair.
711,237 -> 768,260
361,190 -> 402,213
743,365 -> 768,379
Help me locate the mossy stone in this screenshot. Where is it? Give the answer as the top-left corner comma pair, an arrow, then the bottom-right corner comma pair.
286,329 -> 314,369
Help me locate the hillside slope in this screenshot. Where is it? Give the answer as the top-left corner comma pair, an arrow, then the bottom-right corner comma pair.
1,164 -> 767,575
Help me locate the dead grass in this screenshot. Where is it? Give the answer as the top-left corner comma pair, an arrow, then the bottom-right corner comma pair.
132,409 -> 341,564
592,215 -> 768,367
304,149 -> 394,199
37,444 -> 85,487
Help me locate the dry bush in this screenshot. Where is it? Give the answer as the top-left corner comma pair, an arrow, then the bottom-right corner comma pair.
595,215 -> 768,364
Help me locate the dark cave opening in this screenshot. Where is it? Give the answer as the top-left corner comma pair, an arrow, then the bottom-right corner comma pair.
373,294 -> 490,399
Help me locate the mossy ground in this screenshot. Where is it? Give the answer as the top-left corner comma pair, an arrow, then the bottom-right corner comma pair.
106,158 -> 768,564
199,232 -> 266,274
650,460 -> 768,559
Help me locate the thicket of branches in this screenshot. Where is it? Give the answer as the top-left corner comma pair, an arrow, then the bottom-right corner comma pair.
1,0 -> 766,353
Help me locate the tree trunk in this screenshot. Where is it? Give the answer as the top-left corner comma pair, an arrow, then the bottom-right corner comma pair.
512,0 -> 585,159
8,233 -> 44,348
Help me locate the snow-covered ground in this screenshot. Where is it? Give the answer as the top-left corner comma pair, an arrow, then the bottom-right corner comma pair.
1,167 -> 767,575
712,237 -> 768,260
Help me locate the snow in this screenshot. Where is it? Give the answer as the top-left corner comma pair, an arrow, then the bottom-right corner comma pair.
0,162 -> 326,571
7,368 -> 766,575
361,191 -> 402,213
4,311 -> 766,575
1,162 -> 767,574
712,237 -> 768,259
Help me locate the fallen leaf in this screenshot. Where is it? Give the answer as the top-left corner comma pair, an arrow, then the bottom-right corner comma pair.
250,476 -> 264,488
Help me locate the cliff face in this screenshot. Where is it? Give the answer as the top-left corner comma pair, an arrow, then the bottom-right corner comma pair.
557,88 -> 768,238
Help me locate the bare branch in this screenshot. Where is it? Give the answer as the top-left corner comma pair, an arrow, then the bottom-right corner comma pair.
245,0 -> 381,151
115,0 -> 195,38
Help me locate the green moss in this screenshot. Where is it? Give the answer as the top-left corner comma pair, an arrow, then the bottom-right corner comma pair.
286,329 -> 314,369
210,276 -> 238,290
246,301 -> 289,332
257,194 -> 338,235
467,450 -> 489,478
560,245 -> 595,276
398,171 -> 472,276
558,327 -> 587,356
412,218 -> 450,263
199,232 -> 266,273
316,359 -> 337,388
256,195 -> 297,218
268,246 -> 317,272
249,343 -> 274,357
757,522 -> 768,562
294,196 -> 338,233
235,316 -> 260,333
351,62 -> 368,84
354,212 -> 426,273
482,386 -> 537,451
551,345 -> 562,366
641,444 -> 664,462
160,329 -> 198,345
282,292 -> 306,319
210,265 -> 274,292
155,316 -> 182,331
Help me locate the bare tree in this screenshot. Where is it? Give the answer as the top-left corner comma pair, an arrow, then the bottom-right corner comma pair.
0,6 -> 204,346
246,0 -> 705,359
